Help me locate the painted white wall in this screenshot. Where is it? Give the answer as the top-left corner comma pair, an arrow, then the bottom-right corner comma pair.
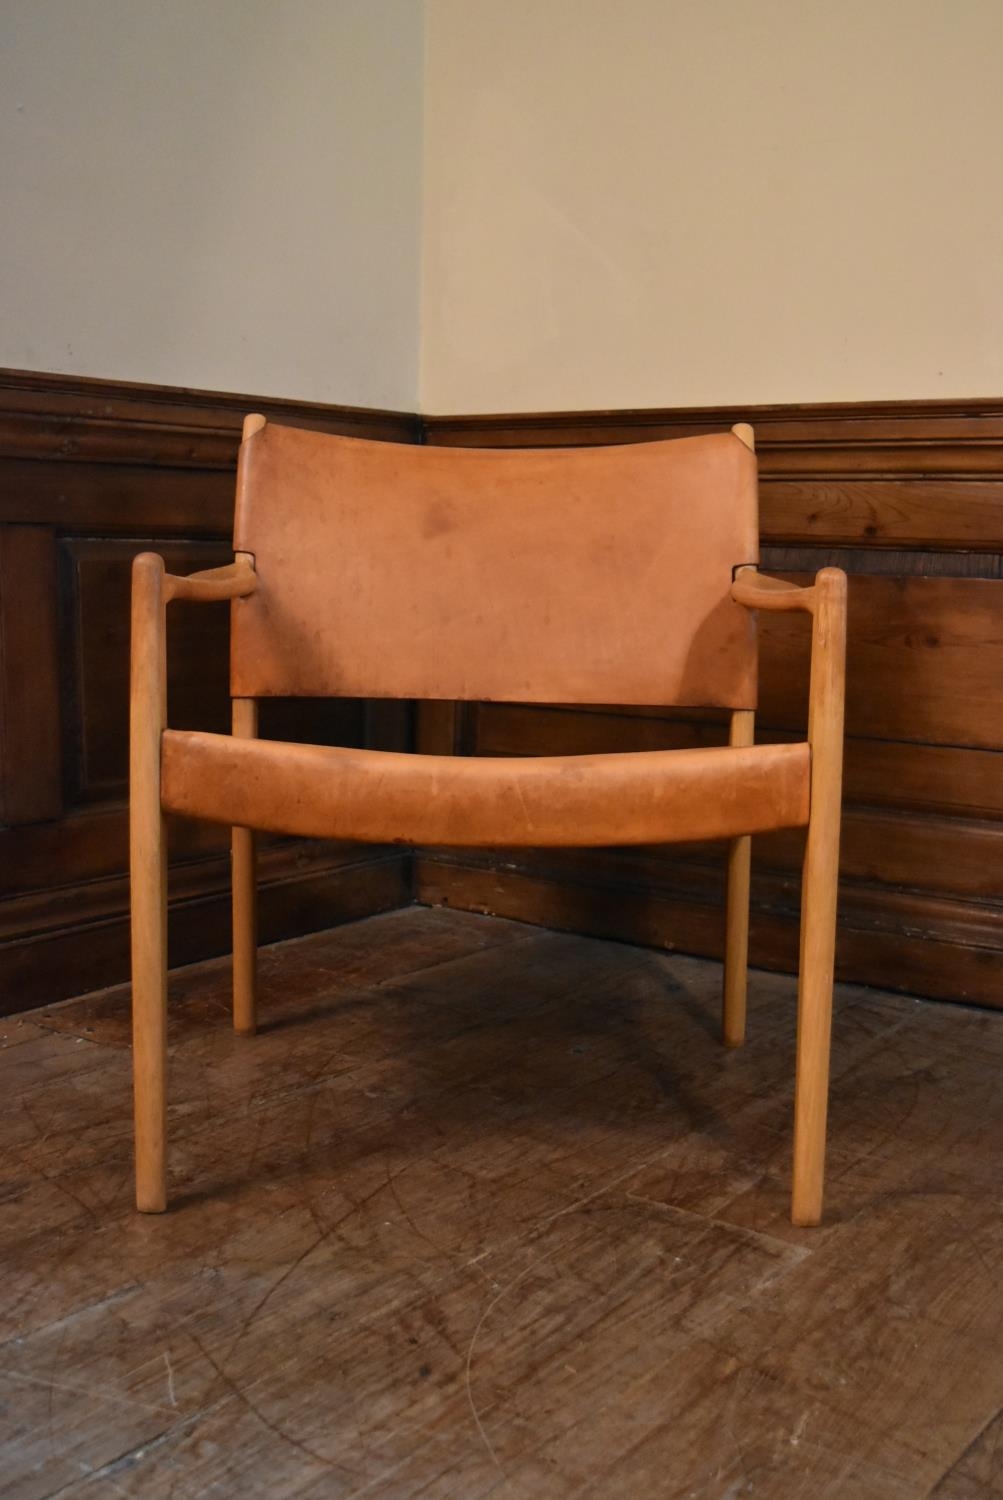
0,0 -> 422,409
421,0 -> 1003,413
5,2 -> 1001,415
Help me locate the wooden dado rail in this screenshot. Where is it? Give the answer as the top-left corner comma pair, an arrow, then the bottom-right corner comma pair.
1,370 -> 1000,1010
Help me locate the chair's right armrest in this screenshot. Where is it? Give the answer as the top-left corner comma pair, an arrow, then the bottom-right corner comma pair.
130,552 -> 258,739
731,570 -> 816,613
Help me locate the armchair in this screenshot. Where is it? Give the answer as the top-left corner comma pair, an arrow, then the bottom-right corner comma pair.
130,417 -> 846,1224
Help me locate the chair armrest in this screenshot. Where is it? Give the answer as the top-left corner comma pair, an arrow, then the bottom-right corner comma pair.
731,569 -> 817,613
732,564 -> 846,788
130,552 -> 257,752
162,555 -> 257,603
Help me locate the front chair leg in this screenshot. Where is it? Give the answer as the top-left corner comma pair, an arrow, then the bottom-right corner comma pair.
131,550 -> 168,1213
131,804 -> 168,1212
791,567 -> 846,1227
791,816 -> 839,1226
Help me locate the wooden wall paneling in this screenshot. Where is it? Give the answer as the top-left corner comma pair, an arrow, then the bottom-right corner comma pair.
60,538 -> 231,805
757,572 -> 1003,751
58,536 -> 375,807
0,525 -> 62,825
759,478 -> 1003,550
419,400 -> 1003,1009
0,367 -> 420,465
0,369 -> 419,1015
0,841 -> 409,1020
0,460 -> 236,533
422,397 -> 1003,466
415,850 -> 1000,1006
4,371 -> 1002,1013
469,702 -> 1003,822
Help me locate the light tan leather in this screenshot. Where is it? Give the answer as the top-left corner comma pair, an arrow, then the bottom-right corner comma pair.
161,731 -> 809,847
231,424 -> 759,707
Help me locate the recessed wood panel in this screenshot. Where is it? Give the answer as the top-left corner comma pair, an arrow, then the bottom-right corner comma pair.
758,575 -> 1003,750
759,478 -> 1003,549
0,526 -> 61,825
61,538 -> 230,804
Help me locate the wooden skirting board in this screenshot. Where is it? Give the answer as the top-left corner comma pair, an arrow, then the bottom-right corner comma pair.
1,369 -> 1000,1010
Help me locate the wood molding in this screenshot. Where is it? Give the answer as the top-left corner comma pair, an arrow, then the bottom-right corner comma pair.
426,399 -> 1003,551
424,396 -> 1003,472
416,851 -> 1001,1009
0,844 -> 410,1016
0,366 -> 419,470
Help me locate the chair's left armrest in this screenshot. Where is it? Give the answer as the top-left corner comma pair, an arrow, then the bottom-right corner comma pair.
163,555 -> 257,603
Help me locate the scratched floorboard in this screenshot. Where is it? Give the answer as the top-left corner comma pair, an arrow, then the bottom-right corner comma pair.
1,906 -> 1001,1499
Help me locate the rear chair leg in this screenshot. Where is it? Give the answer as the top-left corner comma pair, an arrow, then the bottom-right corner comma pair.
723,835 -> 751,1046
232,697 -> 258,1034
723,708 -> 755,1047
791,567 -> 846,1227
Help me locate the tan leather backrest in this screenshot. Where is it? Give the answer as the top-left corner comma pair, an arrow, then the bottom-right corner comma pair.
230,423 -> 760,707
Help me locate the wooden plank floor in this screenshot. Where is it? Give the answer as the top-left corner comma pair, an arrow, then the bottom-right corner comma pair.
2,907 -> 1002,1499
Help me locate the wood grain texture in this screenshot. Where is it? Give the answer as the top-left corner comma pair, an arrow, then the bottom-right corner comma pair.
416,850 -> 1002,1008
0,370 -> 418,1014
0,526 -> 61,824
419,399 -> 1003,1009
4,374 -> 1003,1012
0,365 -> 419,468
2,908 -> 1003,1495
424,397 -> 1003,486
757,574 -> 1003,750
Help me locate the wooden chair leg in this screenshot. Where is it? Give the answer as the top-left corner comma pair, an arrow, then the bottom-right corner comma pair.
131,807 -> 168,1212
791,812 -> 840,1226
724,835 -> 751,1046
232,697 -> 258,1034
791,568 -> 846,1227
130,552 -> 168,1213
723,708 -> 754,1047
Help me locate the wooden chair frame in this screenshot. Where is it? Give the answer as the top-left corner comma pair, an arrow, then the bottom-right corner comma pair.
130,420 -> 846,1225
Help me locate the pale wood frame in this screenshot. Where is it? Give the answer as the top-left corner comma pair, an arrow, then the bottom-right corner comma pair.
129,550 -> 257,1212
730,560 -> 848,1225
129,420 -> 846,1226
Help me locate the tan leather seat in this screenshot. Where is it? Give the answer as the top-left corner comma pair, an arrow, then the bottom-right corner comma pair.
161,730 -> 811,848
